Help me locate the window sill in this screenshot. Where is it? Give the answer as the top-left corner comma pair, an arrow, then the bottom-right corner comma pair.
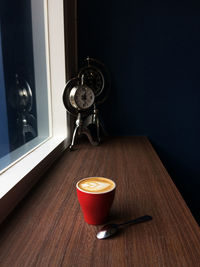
0,136 -> 69,223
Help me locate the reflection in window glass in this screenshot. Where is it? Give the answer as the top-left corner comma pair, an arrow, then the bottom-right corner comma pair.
0,0 -> 50,172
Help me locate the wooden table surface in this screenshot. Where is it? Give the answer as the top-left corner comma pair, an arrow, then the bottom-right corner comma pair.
0,137 -> 200,267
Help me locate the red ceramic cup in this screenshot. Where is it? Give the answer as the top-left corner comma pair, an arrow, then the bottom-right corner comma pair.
76,177 -> 116,225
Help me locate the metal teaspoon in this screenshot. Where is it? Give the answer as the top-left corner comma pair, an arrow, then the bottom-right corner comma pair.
96,215 -> 153,239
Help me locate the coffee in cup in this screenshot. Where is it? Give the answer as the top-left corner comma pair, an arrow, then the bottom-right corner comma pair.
76,177 -> 116,225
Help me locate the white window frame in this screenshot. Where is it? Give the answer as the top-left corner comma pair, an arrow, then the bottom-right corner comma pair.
0,0 -> 70,221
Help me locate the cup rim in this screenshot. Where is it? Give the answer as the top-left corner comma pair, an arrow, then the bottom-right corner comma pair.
76,177 -> 116,194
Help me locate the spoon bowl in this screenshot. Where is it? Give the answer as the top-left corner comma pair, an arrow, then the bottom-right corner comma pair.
96,224 -> 118,239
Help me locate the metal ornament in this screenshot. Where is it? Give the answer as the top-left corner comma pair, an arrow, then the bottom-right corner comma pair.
63,57 -> 110,150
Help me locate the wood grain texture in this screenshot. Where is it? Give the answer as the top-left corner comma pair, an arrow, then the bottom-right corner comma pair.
0,137 -> 200,267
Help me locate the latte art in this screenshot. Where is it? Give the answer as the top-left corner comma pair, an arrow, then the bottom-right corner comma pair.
81,181 -> 111,192
77,177 -> 115,193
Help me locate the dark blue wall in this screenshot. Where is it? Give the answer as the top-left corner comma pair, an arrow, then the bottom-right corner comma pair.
78,0 -> 200,223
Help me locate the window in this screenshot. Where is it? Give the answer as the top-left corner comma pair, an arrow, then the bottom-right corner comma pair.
0,0 -> 71,221
0,0 -> 50,172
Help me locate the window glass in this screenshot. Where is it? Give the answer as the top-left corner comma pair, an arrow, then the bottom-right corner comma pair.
0,0 -> 50,172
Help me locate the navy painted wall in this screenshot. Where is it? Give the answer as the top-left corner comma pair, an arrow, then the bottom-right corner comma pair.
78,0 -> 200,223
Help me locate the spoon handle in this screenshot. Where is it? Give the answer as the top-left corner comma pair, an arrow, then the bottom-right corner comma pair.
117,215 -> 152,227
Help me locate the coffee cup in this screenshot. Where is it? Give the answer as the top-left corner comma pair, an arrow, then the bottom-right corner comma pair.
76,177 -> 116,225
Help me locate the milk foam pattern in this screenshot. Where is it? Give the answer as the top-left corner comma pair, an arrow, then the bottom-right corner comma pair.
81,181 -> 110,192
